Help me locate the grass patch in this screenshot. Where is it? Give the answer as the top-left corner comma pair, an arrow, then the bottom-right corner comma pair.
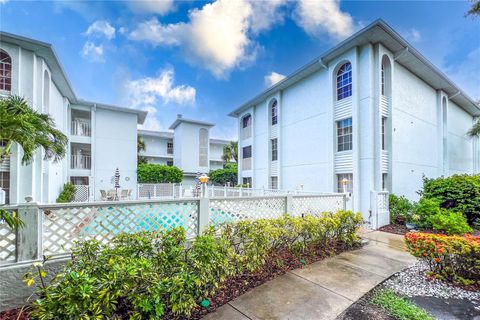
371,289 -> 433,320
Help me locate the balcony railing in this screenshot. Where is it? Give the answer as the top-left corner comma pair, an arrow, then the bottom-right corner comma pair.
71,155 -> 91,170
167,147 -> 173,154
242,126 -> 252,140
71,120 -> 91,137
242,157 -> 252,170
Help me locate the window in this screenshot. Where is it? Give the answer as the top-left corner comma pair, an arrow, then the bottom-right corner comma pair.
242,114 -> 252,128
271,138 -> 278,161
70,176 -> 89,185
0,50 -> 12,92
241,114 -> 252,139
381,63 -> 385,96
199,128 -> 208,167
381,117 -> 387,150
270,176 -> 278,190
336,173 -> 353,193
167,142 -> 173,154
243,177 -> 252,187
337,118 -> 352,152
382,173 -> 388,191
0,171 -> 10,204
336,62 -> 352,100
242,145 -> 252,159
167,160 -> 174,166
271,100 -> 278,125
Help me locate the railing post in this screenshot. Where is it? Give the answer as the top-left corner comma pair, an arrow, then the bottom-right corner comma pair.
179,184 -> 183,198
285,194 -> 293,215
224,185 -> 227,197
16,199 -> 42,262
198,197 -> 210,235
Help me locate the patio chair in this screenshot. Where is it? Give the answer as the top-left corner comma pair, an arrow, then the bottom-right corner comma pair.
100,190 -> 108,201
120,189 -> 129,200
106,190 -> 116,201
127,189 -> 132,200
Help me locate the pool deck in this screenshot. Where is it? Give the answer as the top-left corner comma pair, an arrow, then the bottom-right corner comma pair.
202,231 -> 416,320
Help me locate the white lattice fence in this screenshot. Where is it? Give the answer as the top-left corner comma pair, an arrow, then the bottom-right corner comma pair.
292,194 -> 346,217
209,197 -> 286,224
73,185 -> 89,202
138,184 -> 176,199
0,207 -> 17,264
41,200 -> 199,256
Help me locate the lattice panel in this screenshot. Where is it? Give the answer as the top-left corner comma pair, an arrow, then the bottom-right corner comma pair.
292,195 -> 345,217
377,193 -> 389,211
73,185 -> 89,202
0,212 -> 16,264
209,197 -> 286,224
42,201 -> 199,256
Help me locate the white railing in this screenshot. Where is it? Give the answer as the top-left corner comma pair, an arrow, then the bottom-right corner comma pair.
71,155 -> 91,169
73,185 -> 89,202
71,120 -> 91,137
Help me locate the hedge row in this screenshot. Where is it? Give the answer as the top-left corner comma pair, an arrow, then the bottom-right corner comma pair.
27,211 -> 363,319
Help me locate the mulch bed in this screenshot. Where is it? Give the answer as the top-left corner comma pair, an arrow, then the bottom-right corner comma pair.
0,242 -> 361,320
379,223 -> 409,235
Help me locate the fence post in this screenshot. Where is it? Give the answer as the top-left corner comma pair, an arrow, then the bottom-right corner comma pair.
16,199 -> 42,262
198,197 -> 210,235
224,185 -> 227,197
285,194 -> 293,215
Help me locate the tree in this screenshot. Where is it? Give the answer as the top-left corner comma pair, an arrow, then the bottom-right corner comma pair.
466,0 -> 480,17
137,135 -> 148,164
0,95 -> 68,165
468,120 -> 480,137
137,163 -> 183,183
209,164 -> 238,186
221,141 -> 238,163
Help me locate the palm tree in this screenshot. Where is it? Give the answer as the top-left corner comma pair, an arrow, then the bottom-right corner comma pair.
137,135 -> 148,164
0,95 -> 68,164
468,120 -> 480,138
222,141 -> 238,163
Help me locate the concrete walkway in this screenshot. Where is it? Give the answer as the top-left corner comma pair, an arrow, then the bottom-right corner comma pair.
203,231 -> 416,320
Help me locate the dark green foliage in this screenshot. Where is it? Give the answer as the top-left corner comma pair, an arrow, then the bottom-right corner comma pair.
29,211 -> 363,319
209,164 -> 237,186
421,174 -> 480,224
56,182 -> 76,203
429,211 -> 472,235
137,163 -> 183,183
389,194 -> 413,223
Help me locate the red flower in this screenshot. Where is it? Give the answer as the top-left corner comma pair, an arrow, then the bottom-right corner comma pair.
435,258 -> 441,263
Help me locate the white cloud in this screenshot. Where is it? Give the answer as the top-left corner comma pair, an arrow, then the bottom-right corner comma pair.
445,47 -> 480,101
81,41 -> 104,62
0,0 -> 9,4
85,20 -> 116,40
126,0 -> 174,15
125,67 -> 195,130
403,28 -> 422,43
294,0 -> 354,40
129,0 -> 288,78
265,71 -> 286,87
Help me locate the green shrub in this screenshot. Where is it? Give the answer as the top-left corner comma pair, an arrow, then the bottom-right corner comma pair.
405,232 -> 480,286
56,182 -> 76,203
389,194 -> 413,223
371,289 -> 433,320
209,164 -> 237,186
137,163 -> 183,183
410,198 -> 441,228
29,211 -> 363,319
421,174 -> 480,224
428,210 -> 472,235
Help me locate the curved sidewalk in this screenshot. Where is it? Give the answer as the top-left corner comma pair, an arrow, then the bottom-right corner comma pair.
203,231 -> 416,320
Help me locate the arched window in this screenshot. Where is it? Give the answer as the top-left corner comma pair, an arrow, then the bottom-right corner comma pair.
381,56 -> 391,97
336,62 -> 352,100
43,70 -> 50,113
381,64 -> 385,96
199,128 -> 208,167
0,50 -> 12,92
271,99 -> 278,125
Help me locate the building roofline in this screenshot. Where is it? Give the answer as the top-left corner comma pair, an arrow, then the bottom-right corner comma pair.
138,129 -> 174,138
168,114 -> 215,130
228,19 -> 480,117
0,31 -> 149,123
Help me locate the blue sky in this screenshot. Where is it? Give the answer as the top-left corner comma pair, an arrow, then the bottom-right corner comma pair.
1,0 -> 479,139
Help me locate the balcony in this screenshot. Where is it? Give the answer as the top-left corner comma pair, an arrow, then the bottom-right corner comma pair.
71,120 -> 91,137
71,155 -> 91,170
242,157 -> 252,170
242,126 -> 252,140
167,147 -> 174,155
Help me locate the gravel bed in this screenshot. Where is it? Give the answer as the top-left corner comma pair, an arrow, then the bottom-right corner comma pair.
384,261 -> 480,304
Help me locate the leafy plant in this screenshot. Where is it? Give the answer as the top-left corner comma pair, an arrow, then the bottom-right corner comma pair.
405,232 -> 480,286
28,211 -> 363,319
209,164 -> 237,186
137,163 -> 183,183
221,141 -> 238,163
428,210 -> 472,235
389,194 -> 413,224
0,209 -> 24,229
56,182 -> 76,203
420,174 -> 480,225
410,198 -> 441,228
371,289 -> 433,320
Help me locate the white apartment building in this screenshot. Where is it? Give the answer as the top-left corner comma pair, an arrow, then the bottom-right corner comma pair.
229,20 -> 480,224
0,32 -> 146,204
139,115 -> 232,185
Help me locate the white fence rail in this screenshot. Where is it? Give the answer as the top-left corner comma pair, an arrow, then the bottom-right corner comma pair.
0,192 -> 350,264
